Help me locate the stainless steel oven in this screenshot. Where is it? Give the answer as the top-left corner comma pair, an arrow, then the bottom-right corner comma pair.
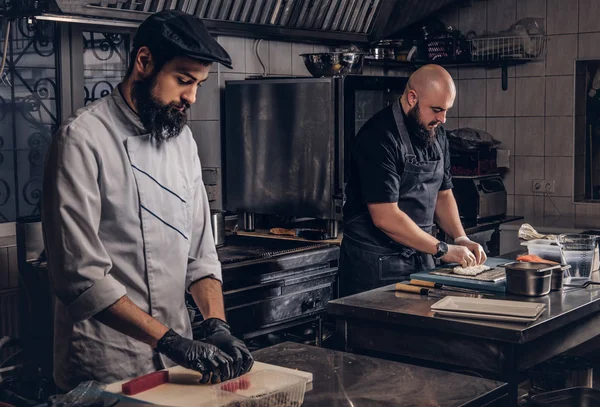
224,75 -> 408,237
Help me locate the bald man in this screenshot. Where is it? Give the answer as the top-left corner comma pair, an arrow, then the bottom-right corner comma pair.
340,65 -> 486,296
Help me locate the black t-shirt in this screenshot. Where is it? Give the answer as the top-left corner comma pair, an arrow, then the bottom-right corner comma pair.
343,103 -> 453,220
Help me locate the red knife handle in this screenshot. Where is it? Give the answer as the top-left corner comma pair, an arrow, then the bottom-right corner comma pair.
122,370 -> 169,395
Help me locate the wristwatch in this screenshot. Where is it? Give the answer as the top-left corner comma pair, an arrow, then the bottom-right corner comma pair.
433,241 -> 449,259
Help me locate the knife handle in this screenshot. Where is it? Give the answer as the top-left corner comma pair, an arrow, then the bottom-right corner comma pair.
395,283 -> 428,295
410,279 -> 438,288
122,370 -> 170,395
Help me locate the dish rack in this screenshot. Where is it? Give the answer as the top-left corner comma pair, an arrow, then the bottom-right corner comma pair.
468,35 -> 547,61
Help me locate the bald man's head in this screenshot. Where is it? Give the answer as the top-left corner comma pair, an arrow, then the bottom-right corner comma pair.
400,64 -> 456,145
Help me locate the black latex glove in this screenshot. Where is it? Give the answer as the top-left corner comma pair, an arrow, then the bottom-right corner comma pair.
200,318 -> 254,378
155,329 -> 233,384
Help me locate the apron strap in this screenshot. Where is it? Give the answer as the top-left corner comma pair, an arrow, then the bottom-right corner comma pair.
392,100 -> 416,159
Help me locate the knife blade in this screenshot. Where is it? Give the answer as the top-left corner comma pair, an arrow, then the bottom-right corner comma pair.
409,279 -> 486,294
394,283 -> 483,298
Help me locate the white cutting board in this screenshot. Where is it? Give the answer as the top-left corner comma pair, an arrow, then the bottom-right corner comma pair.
105,362 -> 313,406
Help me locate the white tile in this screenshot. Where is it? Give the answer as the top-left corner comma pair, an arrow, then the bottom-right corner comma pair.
219,72 -> 247,89
313,45 -> 330,53
502,156 -> 516,195
579,0 -> 600,32
458,79 -> 486,117
444,117 -> 458,131
458,117 -> 486,130
514,194 -> 545,218
383,69 -> 407,77
487,78 -> 515,117
217,36 -> 246,73
487,117 -> 515,152
458,0 -> 487,35
458,67 -> 487,79
547,0 -> 579,34
545,76 -> 574,116
516,77 -> 545,116
514,156 -> 545,194
445,67 -> 459,80
245,38 -> 269,75
546,35 -> 578,76
189,120 -> 221,168
487,0 -> 516,33
545,116 -> 574,156
291,43 -> 314,76
487,66 -> 515,79
447,76 -> 459,118
269,41 -> 292,75
578,33 -> 600,58
507,194 -> 515,216
545,197 -> 575,216
517,0 -> 547,20
576,203 -> 600,218
545,156 -> 573,197
369,66 -> 385,76
516,60 -> 545,77
189,72 -> 219,121
515,117 -> 545,156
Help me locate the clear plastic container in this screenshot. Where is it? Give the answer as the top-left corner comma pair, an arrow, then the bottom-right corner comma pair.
215,369 -> 308,407
521,239 -> 562,263
558,234 -> 599,282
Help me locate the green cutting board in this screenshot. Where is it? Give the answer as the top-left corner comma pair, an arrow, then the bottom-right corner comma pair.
409,257 -> 510,293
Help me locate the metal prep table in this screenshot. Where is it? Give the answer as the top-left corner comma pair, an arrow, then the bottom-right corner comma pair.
254,341 -> 508,406
328,268 -> 600,404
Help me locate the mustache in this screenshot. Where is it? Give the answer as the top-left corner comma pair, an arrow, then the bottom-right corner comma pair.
170,102 -> 190,111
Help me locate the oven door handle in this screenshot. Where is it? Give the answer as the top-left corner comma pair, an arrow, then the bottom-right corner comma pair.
223,280 -> 285,296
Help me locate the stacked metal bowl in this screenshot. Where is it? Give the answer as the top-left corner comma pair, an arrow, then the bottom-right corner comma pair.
300,52 -> 365,77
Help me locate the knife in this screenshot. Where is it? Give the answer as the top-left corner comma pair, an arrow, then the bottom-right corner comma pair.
409,279 -> 486,294
394,283 -> 483,298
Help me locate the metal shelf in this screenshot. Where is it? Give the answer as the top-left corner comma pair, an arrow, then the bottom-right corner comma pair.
365,58 -> 533,91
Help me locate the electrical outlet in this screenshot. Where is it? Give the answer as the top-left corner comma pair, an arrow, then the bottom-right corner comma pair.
532,179 -> 555,194
532,179 -> 544,193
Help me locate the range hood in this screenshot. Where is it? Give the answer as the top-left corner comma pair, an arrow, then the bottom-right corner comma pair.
45,0 -> 460,44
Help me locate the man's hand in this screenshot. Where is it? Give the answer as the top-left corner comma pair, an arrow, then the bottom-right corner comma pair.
455,236 -> 487,265
155,329 -> 233,384
441,245 -> 477,267
199,318 -> 254,378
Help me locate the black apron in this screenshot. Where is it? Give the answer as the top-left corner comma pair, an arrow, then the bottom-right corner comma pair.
340,101 -> 445,297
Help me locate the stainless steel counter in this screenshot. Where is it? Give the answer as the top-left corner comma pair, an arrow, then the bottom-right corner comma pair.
253,342 -> 508,406
329,268 -> 600,403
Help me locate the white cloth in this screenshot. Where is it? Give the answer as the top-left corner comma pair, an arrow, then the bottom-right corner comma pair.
41,86 -> 221,390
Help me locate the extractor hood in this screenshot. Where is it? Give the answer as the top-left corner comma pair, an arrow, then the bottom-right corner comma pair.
44,0 -> 460,44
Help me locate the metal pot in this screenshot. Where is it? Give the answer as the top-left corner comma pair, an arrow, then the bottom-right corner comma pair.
502,262 -> 558,297
551,265 -> 571,291
210,210 -> 225,248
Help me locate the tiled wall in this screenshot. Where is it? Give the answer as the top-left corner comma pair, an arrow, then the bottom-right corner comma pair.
192,0 -> 600,220
433,0 -> 600,220
188,37 -> 329,209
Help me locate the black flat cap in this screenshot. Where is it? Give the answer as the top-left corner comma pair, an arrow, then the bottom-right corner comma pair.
133,10 -> 232,69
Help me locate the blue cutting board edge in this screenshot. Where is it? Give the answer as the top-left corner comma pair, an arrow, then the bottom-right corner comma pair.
409,257 -> 511,293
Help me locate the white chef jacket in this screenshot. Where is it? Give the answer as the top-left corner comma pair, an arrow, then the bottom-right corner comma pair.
41,86 -> 221,390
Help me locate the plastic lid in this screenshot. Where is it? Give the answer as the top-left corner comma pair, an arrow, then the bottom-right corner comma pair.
216,370 -> 307,406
